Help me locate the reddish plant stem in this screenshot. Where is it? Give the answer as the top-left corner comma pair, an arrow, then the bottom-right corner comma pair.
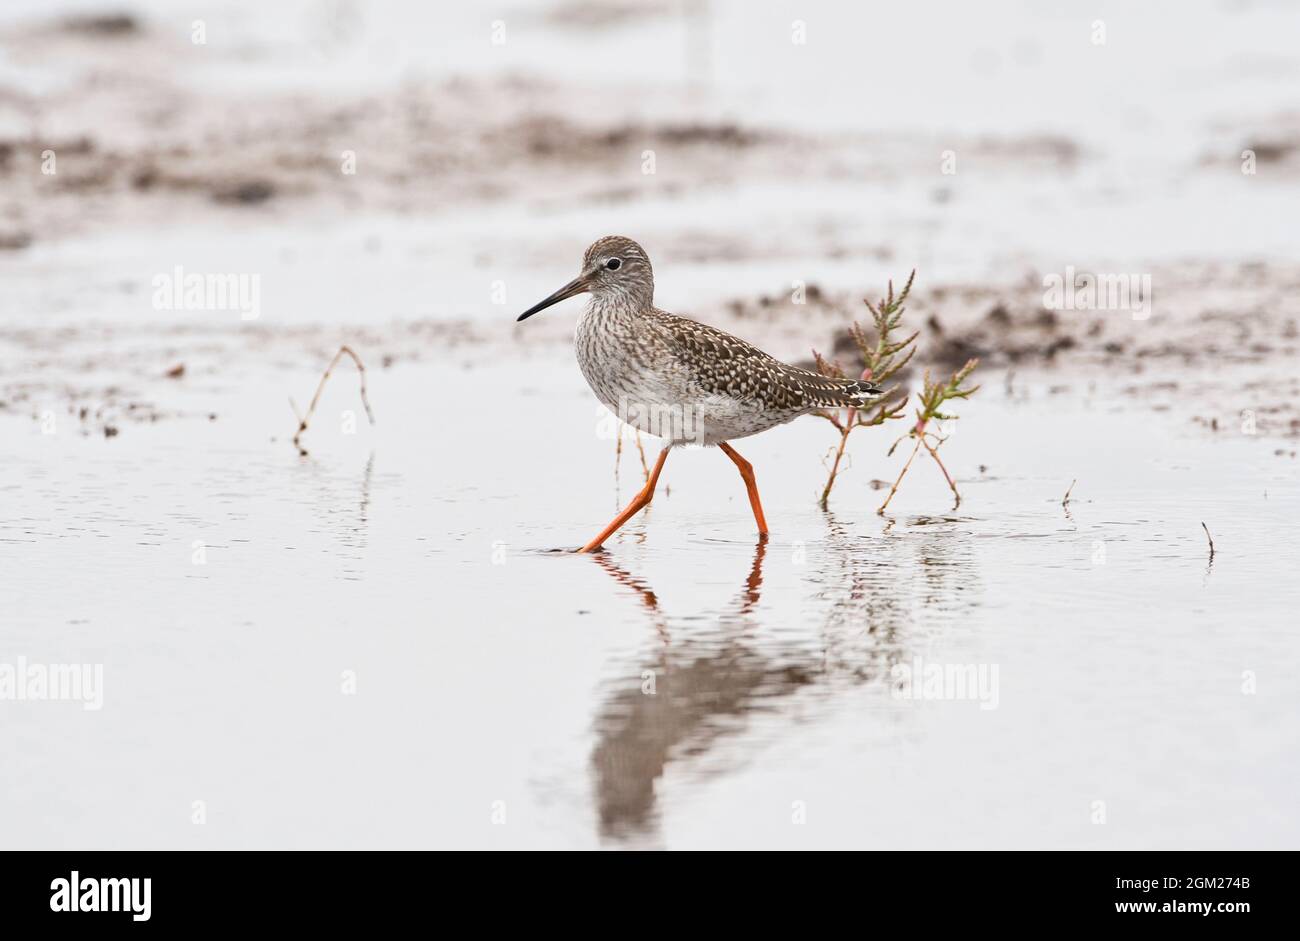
819,367 -> 873,508
921,436 -> 960,506
877,435 -> 924,515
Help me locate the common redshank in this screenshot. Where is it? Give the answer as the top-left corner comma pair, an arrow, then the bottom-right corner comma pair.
517,236 -> 880,552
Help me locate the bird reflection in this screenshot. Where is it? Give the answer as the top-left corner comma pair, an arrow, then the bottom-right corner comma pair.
592,536 -> 768,645
586,516 -> 980,845
590,537 -> 811,844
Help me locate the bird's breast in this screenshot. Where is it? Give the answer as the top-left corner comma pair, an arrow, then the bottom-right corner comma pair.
575,305 -> 669,408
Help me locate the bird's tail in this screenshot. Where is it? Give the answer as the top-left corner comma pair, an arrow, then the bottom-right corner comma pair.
790,370 -> 883,409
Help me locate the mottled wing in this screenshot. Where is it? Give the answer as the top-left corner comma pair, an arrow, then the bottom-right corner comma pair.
650,310 -> 879,411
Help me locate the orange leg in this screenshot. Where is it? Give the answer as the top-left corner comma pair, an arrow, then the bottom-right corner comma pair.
719,442 -> 769,535
579,446 -> 671,553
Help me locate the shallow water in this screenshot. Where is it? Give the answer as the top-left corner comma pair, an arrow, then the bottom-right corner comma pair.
5,354 -> 1296,848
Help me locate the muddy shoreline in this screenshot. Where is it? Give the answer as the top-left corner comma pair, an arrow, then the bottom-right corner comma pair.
3,7 -> 1297,446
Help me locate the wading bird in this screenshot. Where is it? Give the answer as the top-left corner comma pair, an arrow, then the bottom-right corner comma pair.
518,236 -> 879,552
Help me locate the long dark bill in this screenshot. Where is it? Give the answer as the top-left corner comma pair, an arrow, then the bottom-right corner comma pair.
517,273 -> 593,322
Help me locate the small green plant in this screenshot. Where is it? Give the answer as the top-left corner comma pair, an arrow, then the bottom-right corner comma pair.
877,357 -> 980,514
812,270 -> 919,508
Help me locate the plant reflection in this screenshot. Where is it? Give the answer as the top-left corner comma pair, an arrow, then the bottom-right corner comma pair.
586,517 -> 980,844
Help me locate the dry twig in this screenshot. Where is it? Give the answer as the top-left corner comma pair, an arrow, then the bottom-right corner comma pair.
614,427 -> 651,484
291,345 -> 375,456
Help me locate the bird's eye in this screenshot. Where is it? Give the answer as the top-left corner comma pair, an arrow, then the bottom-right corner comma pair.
605,258 -> 622,271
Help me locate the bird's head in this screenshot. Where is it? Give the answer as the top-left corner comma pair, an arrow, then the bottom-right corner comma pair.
517,236 -> 653,322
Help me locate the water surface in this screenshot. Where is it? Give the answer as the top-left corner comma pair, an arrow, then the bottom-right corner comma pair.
5,357 -> 1295,848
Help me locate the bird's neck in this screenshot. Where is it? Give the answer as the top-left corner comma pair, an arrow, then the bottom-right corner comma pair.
584,290 -> 651,323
